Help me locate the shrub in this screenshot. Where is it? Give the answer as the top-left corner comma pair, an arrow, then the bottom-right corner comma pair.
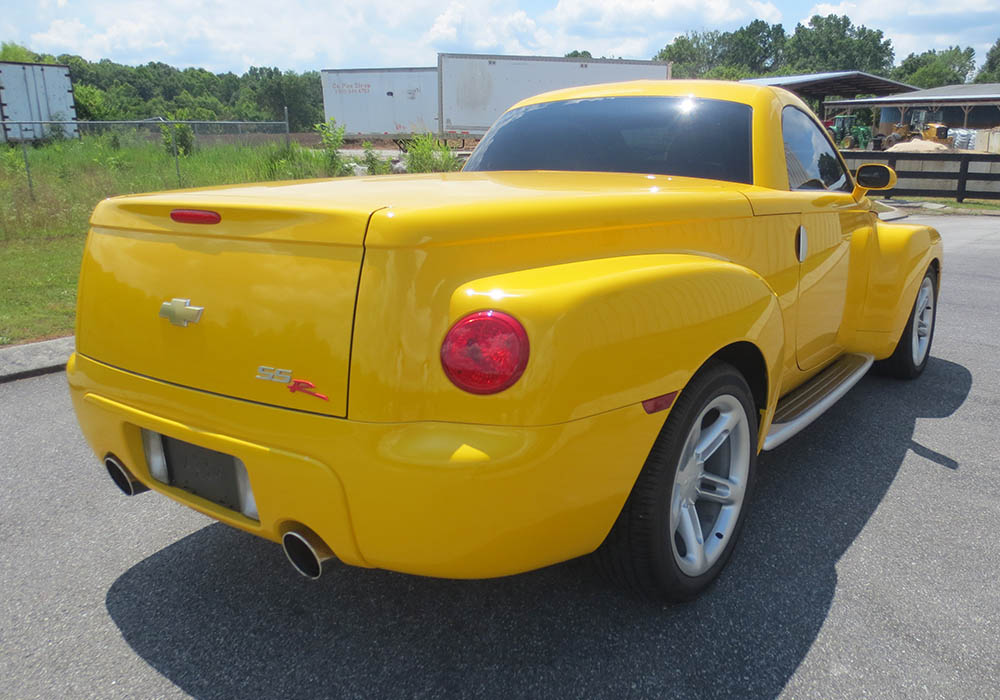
314,117 -> 350,176
405,133 -> 461,173
1,146 -> 23,175
362,141 -> 390,175
160,123 -> 194,156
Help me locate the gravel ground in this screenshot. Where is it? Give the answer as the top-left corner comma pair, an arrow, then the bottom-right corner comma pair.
1,215 -> 998,699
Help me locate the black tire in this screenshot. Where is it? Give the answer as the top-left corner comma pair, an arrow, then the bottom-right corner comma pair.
594,361 -> 758,602
876,267 -> 937,379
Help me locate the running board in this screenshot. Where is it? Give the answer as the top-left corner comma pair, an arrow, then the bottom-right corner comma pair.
763,353 -> 874,451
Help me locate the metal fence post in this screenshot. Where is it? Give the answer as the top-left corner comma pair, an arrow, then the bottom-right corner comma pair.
171,123 -> 182,188
19,124 -> 36,201
284,106 -> 290,148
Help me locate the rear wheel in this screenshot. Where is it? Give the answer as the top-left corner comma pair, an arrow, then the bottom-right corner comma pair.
595,362 -> 758,601
876,268 -> 937,379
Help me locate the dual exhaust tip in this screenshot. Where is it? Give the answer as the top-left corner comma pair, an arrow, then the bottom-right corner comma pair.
103,453 -> 335,579
281,528 -> 336,580
104,454 -> 149,497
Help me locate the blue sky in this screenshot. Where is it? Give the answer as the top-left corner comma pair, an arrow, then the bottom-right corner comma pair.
7,1 -> 999,74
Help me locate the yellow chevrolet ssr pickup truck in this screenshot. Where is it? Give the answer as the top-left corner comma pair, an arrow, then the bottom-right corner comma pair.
68,80 -> 941,601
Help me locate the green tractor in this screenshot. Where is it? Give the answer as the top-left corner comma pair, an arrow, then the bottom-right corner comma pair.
827,114 -> 871,150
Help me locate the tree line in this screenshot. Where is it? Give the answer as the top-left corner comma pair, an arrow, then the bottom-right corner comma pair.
649,16 -> 999,87
2,16 -> 999,131
0,41 -> 323,131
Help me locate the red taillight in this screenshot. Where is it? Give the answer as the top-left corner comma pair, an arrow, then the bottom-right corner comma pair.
441,310 -> 529,394
170,209 -> 221,224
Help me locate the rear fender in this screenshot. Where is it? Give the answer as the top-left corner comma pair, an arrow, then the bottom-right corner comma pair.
855,221 -> 942,358
353,253 -> 784,428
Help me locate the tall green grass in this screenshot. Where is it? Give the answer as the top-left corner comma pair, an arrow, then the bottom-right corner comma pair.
0,132 -> 328,242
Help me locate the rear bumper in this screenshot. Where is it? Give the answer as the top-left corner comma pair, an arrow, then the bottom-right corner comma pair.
67,353 -> 666,578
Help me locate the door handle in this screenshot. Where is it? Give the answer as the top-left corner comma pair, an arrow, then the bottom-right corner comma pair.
796,225 -> 808,262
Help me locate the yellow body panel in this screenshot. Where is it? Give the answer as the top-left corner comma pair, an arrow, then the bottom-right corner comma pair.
69,80 -> 942,578
68,352 -> 667,577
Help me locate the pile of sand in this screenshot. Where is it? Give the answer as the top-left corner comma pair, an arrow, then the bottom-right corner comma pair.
884,140 -> 952,153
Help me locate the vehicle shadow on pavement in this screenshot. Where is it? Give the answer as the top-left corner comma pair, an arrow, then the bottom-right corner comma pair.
105,357 -> 971,700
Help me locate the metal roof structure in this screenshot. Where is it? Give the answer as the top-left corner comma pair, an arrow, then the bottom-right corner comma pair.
824,83 -> 1000,108
741,71 -> 917,98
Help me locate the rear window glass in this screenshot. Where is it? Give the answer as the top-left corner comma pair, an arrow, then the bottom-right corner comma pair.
464,96 -> 753,184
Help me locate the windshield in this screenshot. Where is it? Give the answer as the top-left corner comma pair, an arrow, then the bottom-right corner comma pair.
464,96 -> 753,184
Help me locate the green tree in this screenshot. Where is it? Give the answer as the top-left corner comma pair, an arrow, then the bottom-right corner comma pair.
0,41 -> 39,63
72,83 -> 113,120
785,15 -> 893,74
893,46 -> 976,87
104,81 -> 145,119
719,20 -> 786,74
703,64 -> 757,81
564,50 -> 593,59
242,67 -> 322,130
974,37 -> 1000,83
172,90 -> 224,120
19,43 -> 325,129
654,31 -> 727,78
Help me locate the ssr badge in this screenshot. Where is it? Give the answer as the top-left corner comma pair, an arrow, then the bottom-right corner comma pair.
255,366 -> 328,401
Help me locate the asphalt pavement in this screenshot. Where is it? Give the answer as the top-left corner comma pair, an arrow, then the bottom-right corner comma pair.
1,215 -> 998,699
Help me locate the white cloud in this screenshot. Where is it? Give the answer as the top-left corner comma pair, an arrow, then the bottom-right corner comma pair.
804,1 -> 856,21
421,2 -> 553,54
425,2 -> 465,45
548,0 -> 704,27
748,1 -> 782,24
12,0 -> 998,74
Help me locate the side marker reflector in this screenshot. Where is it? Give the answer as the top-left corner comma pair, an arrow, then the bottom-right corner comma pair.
642,391 -> 678,414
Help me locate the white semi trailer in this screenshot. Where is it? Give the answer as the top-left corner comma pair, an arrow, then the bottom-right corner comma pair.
320,54 -> 672,140
320,67 -> 438,139
0,61 -> 78,143
437,53 -> 672,137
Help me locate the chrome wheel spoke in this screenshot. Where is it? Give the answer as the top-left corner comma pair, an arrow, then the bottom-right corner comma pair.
680,428 -> 700,473
677,502 -> 706,572
694,409 -> 738,464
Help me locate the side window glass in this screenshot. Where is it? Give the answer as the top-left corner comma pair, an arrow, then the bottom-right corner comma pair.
781,107 -> 851,192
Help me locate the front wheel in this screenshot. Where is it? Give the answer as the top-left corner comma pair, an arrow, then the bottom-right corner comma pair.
876,268 -> 937,379
595,362 -> 758,601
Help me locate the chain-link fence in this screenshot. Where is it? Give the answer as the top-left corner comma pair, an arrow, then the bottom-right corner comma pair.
2,111 -> 294,200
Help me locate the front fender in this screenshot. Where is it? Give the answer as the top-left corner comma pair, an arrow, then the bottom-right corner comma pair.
351,251 -> 784,427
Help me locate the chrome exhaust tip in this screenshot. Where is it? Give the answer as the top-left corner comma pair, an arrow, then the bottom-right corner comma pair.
104,454 -> 149,496
282,527 -> 335,580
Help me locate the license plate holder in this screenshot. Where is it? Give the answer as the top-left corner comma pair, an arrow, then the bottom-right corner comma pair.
141,429 -> 258,520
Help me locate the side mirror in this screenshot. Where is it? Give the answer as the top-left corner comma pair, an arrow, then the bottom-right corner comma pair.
853,163 -> 897,198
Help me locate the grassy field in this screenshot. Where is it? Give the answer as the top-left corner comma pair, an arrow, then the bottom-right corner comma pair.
0,237 -> 84,345
0,132 -> 331,345
890,196 -> 1000,212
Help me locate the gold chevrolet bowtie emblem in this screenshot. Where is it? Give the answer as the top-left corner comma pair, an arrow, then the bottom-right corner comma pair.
159,298 -> 204,327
